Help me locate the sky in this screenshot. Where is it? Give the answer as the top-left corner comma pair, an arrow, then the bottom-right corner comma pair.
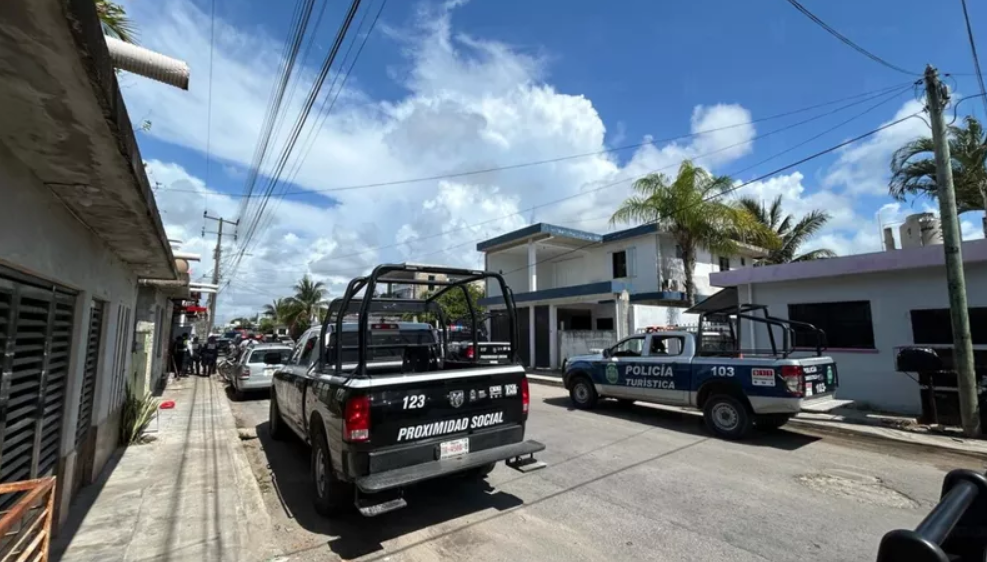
118,0 -> 987,322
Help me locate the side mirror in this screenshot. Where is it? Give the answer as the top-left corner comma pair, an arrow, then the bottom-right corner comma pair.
602,348 -> 611,359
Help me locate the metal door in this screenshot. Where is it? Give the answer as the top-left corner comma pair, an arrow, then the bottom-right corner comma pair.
0,274 -> 76,489
516,307 -> 530,367
71,300 -> 104,495
534,305 -> 550,368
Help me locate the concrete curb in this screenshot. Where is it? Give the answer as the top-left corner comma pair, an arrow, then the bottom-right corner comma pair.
526,374 -> 987,461
209,377 -> 280,560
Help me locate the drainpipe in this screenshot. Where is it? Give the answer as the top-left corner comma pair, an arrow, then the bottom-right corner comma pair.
104,35 -> 190,90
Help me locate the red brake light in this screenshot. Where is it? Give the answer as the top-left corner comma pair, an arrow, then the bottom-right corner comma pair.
239,366 -> 250,379
465,345 -> 475,359
521,377 -> 530,414
780,365 -> 804,397
371,323 -> 398,330
343,395 -> 371,442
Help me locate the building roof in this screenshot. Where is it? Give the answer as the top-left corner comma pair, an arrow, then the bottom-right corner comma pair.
711,238 -> 987,288
476,222 -> 659,252
0,0 -> 177,279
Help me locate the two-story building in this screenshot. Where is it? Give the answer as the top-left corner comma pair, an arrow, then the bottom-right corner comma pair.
476,222 -> 766,369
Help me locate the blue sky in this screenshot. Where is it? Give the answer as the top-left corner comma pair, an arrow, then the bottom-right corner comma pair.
119,0 -> 987,319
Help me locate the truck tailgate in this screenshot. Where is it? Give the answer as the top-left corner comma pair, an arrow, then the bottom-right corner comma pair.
367,366 -> 527,448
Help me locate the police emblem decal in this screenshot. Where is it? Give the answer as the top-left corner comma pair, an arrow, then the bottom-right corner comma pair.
448,390 -> 465,408
605,363 -> 619,384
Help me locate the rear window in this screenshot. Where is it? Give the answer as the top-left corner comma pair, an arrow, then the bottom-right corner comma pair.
328,329 -> 437,364
248,349 -> 292,364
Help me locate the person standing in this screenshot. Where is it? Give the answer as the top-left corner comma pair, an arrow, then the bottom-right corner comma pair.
187,336 -> 202,376
172,335 -> 186,378
201,336 -> 219,376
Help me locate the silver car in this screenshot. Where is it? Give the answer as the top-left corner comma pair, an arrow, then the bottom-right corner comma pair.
232,344 -> 293,399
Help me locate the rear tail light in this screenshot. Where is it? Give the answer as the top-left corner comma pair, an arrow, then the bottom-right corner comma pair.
371,323 -> 399,330
465,346 -> 475,359
343,395 -> 371,442
521,377 -> 530,415
239,366 -> 250,379
780,365 -> 804,397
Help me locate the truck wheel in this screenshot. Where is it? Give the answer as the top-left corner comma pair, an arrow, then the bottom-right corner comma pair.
269,392 -> 288,441
311,428 -> 352,517
756,413 -> 793,431
703,394 -> 754,440
569,376 -> 598,410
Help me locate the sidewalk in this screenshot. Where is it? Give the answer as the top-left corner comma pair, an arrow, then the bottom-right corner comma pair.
52,375 -> 277,562
527,373 -> 987,459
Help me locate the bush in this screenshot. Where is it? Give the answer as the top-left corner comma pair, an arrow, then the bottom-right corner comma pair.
120,382 -> 159,445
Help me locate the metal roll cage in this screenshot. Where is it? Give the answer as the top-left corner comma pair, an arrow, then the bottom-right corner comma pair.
317,264 -> 520,376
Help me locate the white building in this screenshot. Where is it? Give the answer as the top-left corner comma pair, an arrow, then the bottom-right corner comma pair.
477,223 -> 766,368
0,0 -> 191,528
709,237 -> 987,415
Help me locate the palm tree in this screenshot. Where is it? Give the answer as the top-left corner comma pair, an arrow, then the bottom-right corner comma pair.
737,195 -> 837,265
888,115 -> 987,233
291,275 -> 327,324
262,298 -> 302,328
610,160 -> 778,305
95,0 -> 137,43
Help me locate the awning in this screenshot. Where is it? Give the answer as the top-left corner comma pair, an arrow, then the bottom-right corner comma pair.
685,287 -> 738,315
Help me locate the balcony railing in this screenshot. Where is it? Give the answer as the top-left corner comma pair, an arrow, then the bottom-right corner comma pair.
0,477 -> 57,561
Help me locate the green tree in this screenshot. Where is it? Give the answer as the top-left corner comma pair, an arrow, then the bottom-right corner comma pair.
290,275 -> 327,325
610,160 -> 778,305
262,297 -> 302,329
736,195 -> 837,264
888,115 -> 987,221
95,0 -> 137,43
257,317 -> 276,334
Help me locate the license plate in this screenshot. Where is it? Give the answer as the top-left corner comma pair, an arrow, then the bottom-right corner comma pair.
440,438 -> 469,459
264,368 -> 276,377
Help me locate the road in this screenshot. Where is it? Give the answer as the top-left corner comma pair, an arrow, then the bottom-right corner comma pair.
225,379 -> 984,562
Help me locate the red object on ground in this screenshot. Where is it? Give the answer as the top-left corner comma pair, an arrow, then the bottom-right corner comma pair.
159,400 -> 176,409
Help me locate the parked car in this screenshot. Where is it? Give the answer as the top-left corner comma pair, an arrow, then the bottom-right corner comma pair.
564,302 -> 837,440
270,264 -> 545,517
231,343 -> 292,399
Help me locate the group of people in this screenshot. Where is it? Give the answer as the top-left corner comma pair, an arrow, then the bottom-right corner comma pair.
171,334 -> 221,377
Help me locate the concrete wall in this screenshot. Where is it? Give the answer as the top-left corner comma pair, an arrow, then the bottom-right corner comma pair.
487,252 -> 527,296
559,330 -> 618,364
0,142 -> 141,521
741,263 -> 987,414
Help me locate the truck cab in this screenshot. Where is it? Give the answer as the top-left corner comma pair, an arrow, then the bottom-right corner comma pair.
270,264 -> 545,518
564,300 -> 838,440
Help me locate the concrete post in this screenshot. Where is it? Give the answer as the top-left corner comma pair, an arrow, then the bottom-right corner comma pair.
528,241 -> 536,367
549,304 -> 558,368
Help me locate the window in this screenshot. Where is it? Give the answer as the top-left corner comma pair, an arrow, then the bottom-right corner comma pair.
611,336 -> 645,357
910,308 -> 987,345
649,335 -> 684,356
675,245 -> 685,259
740,257 -> 746,267
718,256 -> 730,271
612,251 -> 627,279
788,301 -> 875,349
427,275 -> 436,292
248,348 -> 293,364
596,318 -> 614,330
294,335 -> 317,365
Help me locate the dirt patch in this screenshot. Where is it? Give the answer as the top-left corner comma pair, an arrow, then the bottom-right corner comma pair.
795,470 -> 920,509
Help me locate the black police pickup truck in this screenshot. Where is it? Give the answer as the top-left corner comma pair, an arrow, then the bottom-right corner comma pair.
269,264 -> 545,517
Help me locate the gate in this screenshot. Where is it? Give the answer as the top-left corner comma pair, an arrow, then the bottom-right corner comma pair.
534,306 -> 550,368
0,272 -> 77,493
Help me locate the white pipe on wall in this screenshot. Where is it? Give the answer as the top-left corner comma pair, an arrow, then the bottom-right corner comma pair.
104,35 -> 190,90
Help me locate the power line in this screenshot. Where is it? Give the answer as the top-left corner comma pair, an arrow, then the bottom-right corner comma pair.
782,0 -> 917,76
204,0 -> 217,193
237,83 -> 914,272
158,82 -> 914,198
228,0 -> 365,283
499,110 -> 925,278
959,0 -> 987,118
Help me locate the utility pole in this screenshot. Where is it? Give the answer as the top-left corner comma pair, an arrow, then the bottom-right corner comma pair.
202,212 -> 238,336
925,65 -> 980,437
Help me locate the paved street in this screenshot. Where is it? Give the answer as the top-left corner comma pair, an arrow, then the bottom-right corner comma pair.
227,379 -> 984,562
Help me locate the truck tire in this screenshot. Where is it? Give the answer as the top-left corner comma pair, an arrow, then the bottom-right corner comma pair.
756,413 -> 793,431
311,427 -> 352,517
269,391 -> 288,441
703,394 -> 754,440
569,376 -> 598,410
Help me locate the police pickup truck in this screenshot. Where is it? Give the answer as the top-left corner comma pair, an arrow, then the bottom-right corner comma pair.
270,264 -> 545,517
563,302 -> 837,440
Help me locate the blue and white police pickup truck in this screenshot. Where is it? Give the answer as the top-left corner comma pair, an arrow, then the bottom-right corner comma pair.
563,326 -> 838,440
